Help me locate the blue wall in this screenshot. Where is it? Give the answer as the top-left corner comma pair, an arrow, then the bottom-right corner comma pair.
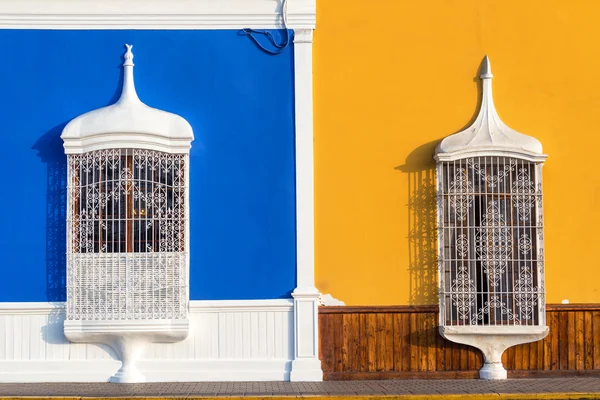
0,30 -> 296,301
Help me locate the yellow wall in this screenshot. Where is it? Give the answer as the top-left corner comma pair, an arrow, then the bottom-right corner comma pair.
313,0 -> 600,305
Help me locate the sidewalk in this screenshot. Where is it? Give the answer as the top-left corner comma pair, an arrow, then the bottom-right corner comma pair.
1,378 -> 600,399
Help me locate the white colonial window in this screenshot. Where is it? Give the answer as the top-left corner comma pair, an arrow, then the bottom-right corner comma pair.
66,149 -> 187,320
61,45 -> 193,383
435,57 -> 548,380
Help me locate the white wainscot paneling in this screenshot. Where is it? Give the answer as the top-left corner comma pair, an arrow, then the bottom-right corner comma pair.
0,299 -> 293,382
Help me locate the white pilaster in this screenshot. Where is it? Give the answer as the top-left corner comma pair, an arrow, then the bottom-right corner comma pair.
290,27 -> 322,382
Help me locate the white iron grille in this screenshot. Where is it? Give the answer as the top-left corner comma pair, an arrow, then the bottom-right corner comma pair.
66,149 -> 188,321
437,157 -> 545,327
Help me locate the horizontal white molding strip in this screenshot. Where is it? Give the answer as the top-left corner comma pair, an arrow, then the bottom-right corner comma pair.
0,299 -> 293,314
0,360 -> 290,382
0,0 -> 316,29
0,302 -> 62,314
0,299 -> 294,382
191,299 -> 293,313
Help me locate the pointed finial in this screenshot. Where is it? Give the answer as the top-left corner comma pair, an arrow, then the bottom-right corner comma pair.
124,44 -> 134,67
480,55 -> 493,79
119,44 -> 139,102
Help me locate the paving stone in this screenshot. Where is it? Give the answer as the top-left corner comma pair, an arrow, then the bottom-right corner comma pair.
0,378 -> 599,397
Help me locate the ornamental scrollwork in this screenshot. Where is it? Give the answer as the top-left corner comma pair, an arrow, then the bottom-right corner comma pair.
456,234 -> 469,258
475,201 -> 512,287
514,268 -> 539,321
448,168 -> 474,221
471,295 -> 520,325
512,168 -> 536,222
518,233 -> 532,255
450,264 -> 476,321
467,158 -> 516,189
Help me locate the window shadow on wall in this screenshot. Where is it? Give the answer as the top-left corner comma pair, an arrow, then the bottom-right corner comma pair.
395,142 -> 439,306
395,69 -> 485,305
32,122 -> 119,356
32,122 -> 68,304
32,122 -> 70,344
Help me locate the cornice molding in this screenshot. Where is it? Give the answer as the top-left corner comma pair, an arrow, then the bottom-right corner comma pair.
0,0 -> 316,29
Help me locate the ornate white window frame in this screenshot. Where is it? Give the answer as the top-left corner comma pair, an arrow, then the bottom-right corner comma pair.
435,57 -> 548,380
61,45 -> 194,383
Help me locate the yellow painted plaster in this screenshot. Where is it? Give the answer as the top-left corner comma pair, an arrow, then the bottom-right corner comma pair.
313,0 -> 600,305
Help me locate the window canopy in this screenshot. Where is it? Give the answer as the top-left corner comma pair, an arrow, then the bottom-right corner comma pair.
61,44 -> 194,155
435,56 -> 547,163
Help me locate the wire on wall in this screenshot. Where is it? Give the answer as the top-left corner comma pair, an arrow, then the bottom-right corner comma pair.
240,0 -> 290,55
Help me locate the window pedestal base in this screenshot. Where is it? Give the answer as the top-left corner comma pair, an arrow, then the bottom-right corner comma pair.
439,325 -> 548,380
64,319 -> 189,383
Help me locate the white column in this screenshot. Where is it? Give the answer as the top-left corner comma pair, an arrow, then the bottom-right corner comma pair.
290,27 -> 322,382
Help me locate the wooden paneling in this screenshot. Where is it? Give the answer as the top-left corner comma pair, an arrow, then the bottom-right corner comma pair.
319,304 -> 600,380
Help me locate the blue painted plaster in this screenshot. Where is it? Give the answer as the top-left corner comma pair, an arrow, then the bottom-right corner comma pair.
0,30 -> 296,302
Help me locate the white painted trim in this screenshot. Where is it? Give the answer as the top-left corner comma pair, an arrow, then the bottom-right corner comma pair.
0,0 -> 315,29
290,27 -> 322,382
442,326 -> 549,335
292,28 -> 316,296
435,149 -> 547,163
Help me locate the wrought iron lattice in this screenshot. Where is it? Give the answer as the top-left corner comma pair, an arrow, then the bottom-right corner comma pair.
66,149 -> 188,321
437,157 -> 545,326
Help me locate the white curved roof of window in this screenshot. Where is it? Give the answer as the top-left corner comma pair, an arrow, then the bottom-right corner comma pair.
62,44 -> 194,154
435,56 -> 546,162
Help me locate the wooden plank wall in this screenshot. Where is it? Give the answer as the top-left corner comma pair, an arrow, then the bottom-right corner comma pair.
319,304 -> 600,380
